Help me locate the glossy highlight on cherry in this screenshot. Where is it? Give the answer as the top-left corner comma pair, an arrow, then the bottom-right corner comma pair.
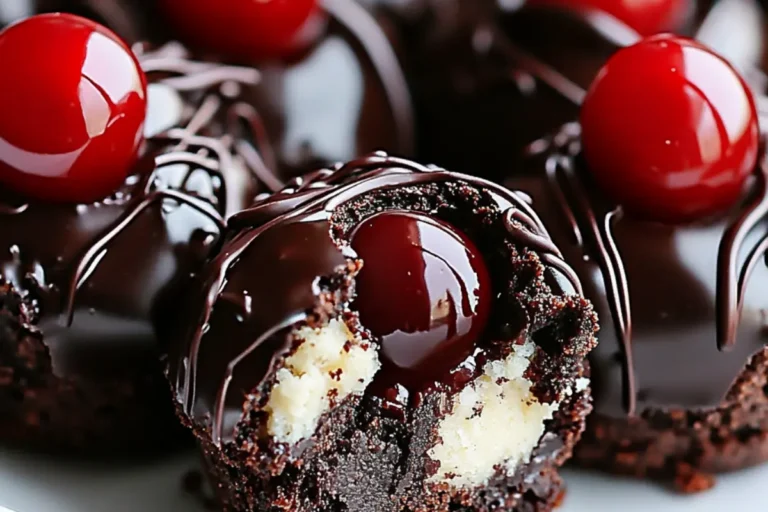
159,0 -> 323,62
528,0 -> 691,36
350,211 -> 492,391
580,34 -> 759,223
0,13 -> 147,204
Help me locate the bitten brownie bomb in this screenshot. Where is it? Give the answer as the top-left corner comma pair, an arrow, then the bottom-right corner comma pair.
373,0 -> 764,180
16,0 -> 415,171
0,13 -> 274,453
506,34 -> 768,492
168,153 -> 598,511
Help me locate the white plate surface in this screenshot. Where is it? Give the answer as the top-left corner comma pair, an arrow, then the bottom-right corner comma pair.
0,448 -> 765,511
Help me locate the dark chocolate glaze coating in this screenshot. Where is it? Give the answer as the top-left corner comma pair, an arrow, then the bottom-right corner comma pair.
168,152 -> 582,446
507,124 -> 768,417
405,4 -> 637,180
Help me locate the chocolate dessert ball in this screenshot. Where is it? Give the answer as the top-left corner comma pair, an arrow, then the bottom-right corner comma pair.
167,152 -> 598,512
506,33 -> 768,492
0,13 -> 266,453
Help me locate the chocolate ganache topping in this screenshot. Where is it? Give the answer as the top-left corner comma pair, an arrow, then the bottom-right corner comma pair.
168,151 -> 583,446
502,2 -> 768,417
0,51 -> 280,377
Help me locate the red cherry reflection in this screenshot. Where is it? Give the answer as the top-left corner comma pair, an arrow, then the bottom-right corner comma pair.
0,13 -> 147,203
580,35 -> 759,222
527,0 -> 691,36
159,0 -> 323,62
350,211 -> 492,391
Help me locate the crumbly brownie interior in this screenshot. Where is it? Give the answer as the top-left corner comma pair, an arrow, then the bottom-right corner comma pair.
184,181 -> 597,511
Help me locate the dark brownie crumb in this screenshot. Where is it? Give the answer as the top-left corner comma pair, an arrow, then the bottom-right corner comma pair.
0,279 -> 186,455
575,347 -> 768,492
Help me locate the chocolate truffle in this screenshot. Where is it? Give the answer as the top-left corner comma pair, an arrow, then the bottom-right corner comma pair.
168,152 -> 598,512
505,30 -> 768,492
0,15 -> 267,453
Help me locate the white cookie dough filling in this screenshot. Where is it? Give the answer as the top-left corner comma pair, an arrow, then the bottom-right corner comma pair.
264,318 -> 380,444
428,341 -> 569,488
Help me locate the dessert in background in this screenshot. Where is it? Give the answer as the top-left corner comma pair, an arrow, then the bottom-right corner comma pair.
12,0 -> 415,170
0,13 -> 260,452
168,152 -> 598,511
371,0 -> 764,179
506,32 -> 768,492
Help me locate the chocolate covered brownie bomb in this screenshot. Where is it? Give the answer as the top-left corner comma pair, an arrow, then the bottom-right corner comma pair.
168,153 -> 598,512
0,13 -> 272,453
506,34 -> 768,492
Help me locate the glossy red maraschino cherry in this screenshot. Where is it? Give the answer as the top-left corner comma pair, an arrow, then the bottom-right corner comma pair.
160,0 -> 323,62
0,14 -> 147,203
351,211 -> 492,391
580,35 -> 759,222
528,0 -> 690,36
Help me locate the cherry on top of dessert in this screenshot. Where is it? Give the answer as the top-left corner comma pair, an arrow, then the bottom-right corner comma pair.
527,0 -> 691,36
159,0 -> 323,63
580,34 -> 759,223
350,211 -> 492,392
0,13 -> 147,204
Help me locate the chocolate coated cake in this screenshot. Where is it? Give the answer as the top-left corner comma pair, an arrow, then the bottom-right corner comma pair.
168,153 -> 598,511
504,27 -> 768,492
0,13 -> 274,453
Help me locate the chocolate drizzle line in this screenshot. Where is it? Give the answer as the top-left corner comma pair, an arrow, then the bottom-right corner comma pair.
485,23 -> 587,106
324,0 -> 415,155
717,162 -> 768,350
137,43 -> 283,196
174,152 -> 582,447
527,122 -> 768,414
530,129 -> 636,414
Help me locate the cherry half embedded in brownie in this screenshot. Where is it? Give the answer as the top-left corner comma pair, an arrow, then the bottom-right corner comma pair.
167,153 -> 598,512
